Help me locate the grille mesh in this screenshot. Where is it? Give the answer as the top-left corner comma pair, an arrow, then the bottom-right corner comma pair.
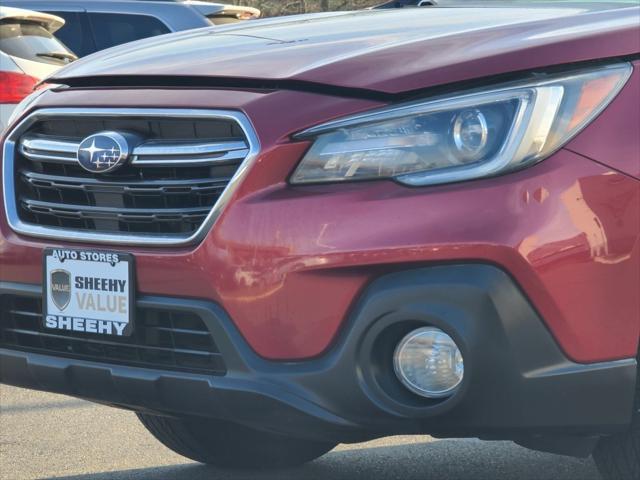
0,295 -> 227,375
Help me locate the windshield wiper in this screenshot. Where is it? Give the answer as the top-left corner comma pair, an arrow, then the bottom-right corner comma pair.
36,52 -> 77,62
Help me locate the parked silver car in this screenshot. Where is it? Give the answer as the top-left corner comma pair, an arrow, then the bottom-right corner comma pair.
0,6 -> 76,132
3,0 -> 260,58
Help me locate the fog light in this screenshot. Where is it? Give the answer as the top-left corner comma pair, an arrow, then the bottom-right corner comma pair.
393,327 -> 464,399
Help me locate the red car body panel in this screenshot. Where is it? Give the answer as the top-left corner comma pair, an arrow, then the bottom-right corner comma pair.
2,70 -> 639,362
51,6 -> 639,95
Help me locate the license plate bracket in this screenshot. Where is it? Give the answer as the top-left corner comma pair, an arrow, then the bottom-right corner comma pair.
42,248 -> 135,337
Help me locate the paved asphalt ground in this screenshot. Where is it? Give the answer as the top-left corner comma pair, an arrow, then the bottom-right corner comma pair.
1,384 -> 603,480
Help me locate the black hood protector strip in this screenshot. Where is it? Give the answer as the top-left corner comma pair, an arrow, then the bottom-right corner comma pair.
48,75 -> 396,102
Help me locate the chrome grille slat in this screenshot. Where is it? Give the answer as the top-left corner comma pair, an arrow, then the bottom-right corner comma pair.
20,135 -> 78,163
20,134 -> 250,167
134,140 -> 247,155
3,108 -> 260,245
20,171 -> 231,195
132,149 -> 248,166
21,199 -> 209,223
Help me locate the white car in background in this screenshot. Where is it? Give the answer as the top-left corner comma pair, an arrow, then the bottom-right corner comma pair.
0,6 -> 76,132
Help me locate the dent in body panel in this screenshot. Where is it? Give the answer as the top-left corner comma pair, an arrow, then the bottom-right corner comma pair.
209,147 -> 639,361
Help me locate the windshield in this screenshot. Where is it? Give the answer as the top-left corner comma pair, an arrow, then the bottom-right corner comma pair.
0,21 -> 76,66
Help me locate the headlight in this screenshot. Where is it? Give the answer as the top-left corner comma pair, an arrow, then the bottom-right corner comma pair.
291,63 -> 632,186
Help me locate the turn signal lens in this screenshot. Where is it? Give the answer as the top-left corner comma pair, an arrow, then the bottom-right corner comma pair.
4,82 -> 61,131
0,71 -> 38,104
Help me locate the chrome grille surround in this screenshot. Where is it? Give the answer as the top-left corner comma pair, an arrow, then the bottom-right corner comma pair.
2,108 -> 260,246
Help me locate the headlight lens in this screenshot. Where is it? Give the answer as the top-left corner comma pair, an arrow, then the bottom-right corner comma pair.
291,63 -> 632,186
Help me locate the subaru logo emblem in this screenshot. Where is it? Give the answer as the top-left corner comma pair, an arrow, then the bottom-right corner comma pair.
77,131 -> 129,173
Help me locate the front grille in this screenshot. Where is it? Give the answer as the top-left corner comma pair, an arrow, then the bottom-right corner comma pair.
0,294 -> 227,375
3,108 -> 257,245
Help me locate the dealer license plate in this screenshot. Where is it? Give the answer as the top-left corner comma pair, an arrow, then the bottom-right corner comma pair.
43,248 -> 135,336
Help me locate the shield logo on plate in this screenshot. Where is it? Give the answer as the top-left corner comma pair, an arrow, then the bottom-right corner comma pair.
50,269 -> 71,311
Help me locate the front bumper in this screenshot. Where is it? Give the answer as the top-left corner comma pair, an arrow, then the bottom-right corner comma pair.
2,87 -> 639,364
1,264 -> 636,444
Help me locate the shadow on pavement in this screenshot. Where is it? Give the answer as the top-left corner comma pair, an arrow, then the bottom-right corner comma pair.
0,399 -> 91,414
49,439 -> 602,480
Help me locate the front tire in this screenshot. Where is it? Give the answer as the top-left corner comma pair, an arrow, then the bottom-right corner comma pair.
593,369 -> 640,480
137,413 -> 337,469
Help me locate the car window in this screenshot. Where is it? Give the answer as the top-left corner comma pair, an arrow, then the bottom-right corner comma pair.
0,21 -> 76,66
45,12 -> 94,57
87,13 -> 170,51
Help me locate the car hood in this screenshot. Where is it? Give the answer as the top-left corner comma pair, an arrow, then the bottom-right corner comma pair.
50,6 -> 639,95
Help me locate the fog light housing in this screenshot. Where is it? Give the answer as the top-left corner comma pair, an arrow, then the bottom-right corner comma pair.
393,327 -> 464,399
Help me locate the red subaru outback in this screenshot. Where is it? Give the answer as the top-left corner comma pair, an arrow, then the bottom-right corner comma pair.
1,2 -> 639,478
